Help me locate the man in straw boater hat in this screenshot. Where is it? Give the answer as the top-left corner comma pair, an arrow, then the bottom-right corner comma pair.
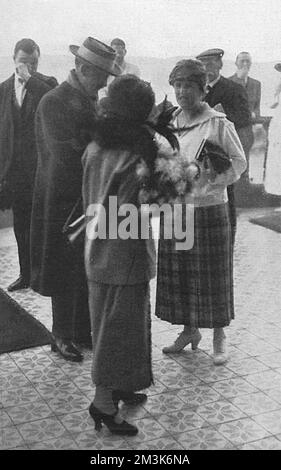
30,37 -> 121,362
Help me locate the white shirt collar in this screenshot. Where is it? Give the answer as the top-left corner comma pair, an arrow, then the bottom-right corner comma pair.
207,75 -> 221,88
14,73 -> 25,88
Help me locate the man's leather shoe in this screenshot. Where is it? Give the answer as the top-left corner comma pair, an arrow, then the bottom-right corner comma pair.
51,338 -> 84,362
7,276 -> 29,292
112,390 -> 147,407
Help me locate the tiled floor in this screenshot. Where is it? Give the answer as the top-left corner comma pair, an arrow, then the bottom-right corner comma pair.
1,207 -> 281,450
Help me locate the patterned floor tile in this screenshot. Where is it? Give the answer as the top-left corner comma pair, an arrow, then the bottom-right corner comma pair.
58,409 -> 96,433
152,321 -> 175,334
0,425 -> 25,450
73,430 -> 130,450
151,347 -> 166,361
123,417 -> 168,445
256,352 -> 281,369
156,370 -> 203,390
14,354 -> 54,370
156,409 -> 207,434
1,385 -> 42,408
172,350 -> 213,369
152,357 -> 184,371
17,417 -> 69,444
6,399 -> 53,425
192,366 -> 235,384
47,392 -> 91,415
239,436 -> 281,450
226,357 -> 269,375
23,364 -> 67,383
172,356 -> 213,373
177,385 -> 222,407
221,345 -> 250,361
0,409 -> 13,428
133,436 -> 184,450
58,362 -> 91,379
0,357 -> 20,375
230,392 -> 281,416
265,387 -> 281,405
72,374 -> 95,394
8,446 -> 29,450
195,400 -> 246,425
10,347 -> 49,362
28,435 -> 79,450
211,377 -> 259,399
244,369 -> 281,391
176,427 -> 233,450
143,379 -> 169,396
0,367 -> 22,380
236,340 -> 279,356
153,331 -> 183,348
142,392 -> 186,415
1,212 -> 281,450
0,371 -> 31,390
253,409 -> 281,434
34,378 -> 82,399
154,362 -> 188,379
216,417 -> 270,446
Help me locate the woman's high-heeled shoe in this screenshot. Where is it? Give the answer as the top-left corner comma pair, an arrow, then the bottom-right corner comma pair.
162,329 -> 202,354
89,402 -> 138,436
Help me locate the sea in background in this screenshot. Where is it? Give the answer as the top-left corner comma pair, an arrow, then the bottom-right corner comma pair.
0,54 -> 280,115
0,54 -> 279,228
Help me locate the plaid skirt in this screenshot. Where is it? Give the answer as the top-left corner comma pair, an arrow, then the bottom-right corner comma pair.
88,282 -> 153,391
155,203 -> 234,328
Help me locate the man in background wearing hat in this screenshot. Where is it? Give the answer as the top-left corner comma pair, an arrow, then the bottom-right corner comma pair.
30,37 -> 120,362
196,48 -> 252,242
0,38 -> 57,292
99,38 -> 140,98
229,51 -> 261,119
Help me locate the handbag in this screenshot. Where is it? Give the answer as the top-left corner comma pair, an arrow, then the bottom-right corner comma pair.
62,197 -> 86,249
195,138 -> 231,174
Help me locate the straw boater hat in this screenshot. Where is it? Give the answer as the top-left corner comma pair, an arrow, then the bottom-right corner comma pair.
69,37 -> 121,76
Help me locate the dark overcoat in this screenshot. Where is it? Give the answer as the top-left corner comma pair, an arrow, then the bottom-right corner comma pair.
228,74 -> 261,117
0,72 -> 57,208
205,75 -> 252,130
30,81 -> 96,296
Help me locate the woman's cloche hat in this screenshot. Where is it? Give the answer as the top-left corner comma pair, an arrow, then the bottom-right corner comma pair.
69,37 -> 121,76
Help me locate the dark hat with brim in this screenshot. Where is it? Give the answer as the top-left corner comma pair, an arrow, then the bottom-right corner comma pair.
69,37 -> 121,76
196,48 -> 224,60
274,63 -> 281,72
169,59 -> 206,91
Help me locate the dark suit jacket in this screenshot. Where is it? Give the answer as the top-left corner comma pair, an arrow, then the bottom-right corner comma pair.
0,72 -> 57,206
204,75 -> 252,130
30,81 -> 97,296
228,74 -> 261,117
